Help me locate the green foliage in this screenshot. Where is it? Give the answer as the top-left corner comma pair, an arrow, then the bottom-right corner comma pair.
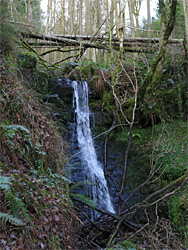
31,0 -> 43,29
6,0 -> 42,30
6,188 -> 31,222
0,171 -> 30,223
119,240 -> 137,250
70,180 -> 92,190
141,17 -> 160,38
168,186 -> 188,246
102,92 -> 114,111
0,122 -> 50,173
0,124 -> 30,134
109,127 -> 143,145
0,49 -> 75,248
36,167 -> 71,188
71,193 -> 96,208
0,212 -> 24,226
172,0 -> 185,38
153,121 -> 188,182
0,1 -> 18,55
17,52 -> 38,70
106,240 -> 137,250
0,175 -> 11,190
146,121 -> 188,247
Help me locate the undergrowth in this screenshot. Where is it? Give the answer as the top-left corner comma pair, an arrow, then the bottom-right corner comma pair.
108,120 -> 188,248
0,57 -> 78,249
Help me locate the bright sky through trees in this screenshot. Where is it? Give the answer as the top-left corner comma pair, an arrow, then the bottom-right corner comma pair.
41,0 -> 158,24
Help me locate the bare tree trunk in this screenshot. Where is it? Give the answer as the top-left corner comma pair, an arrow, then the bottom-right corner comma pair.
183,0 -> 188,45
60,0 -> 66,34
183,0 -> 188,121
132,0 -> 141,37
45,0 -> 51,33
115,0 -> 120,39
71,0 -> 75,34
104,0 -> 109,34
24,0 -> 28,17
85,0 -> 90,35
128,0 -> 135,37
28,0 -> 33,24
9,0 -> 14,20
147,0 -> 151,39
79,0 -> 83,35
110,0 -> 115,36
122,0 -> 126,35
96,0 -> 101,35
151,0 -> 166,86
68,0 -> 75,34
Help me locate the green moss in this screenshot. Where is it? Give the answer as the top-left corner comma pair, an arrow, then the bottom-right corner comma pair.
168,186 -> 188,246
153,120 -> 188,182
102,91 -> 114,112
17,52 -> 38,69
106,240 -> 137,250
119,240 -> 137,249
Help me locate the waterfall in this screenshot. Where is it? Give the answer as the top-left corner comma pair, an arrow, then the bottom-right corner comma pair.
72,80 -> 115,214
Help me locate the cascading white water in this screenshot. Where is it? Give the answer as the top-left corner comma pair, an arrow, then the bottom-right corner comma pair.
72,80 -> 115,214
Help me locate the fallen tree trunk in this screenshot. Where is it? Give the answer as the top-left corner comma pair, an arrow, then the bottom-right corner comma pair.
23,33 -> 183,44
21,32 -> 183,53
21,32 -> 108,50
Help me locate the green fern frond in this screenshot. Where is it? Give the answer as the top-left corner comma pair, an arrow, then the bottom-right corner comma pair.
0,124 -> 30,134
0,175 -> 11,190
0,212 -> 25,226
0,172 -> 30,222
7,189 -> 31,222
72,193 -> 96,208
70,180 -> 92,190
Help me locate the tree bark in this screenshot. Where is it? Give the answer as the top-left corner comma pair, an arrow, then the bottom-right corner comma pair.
183,0 -> 188,121
183,0 -> 188,47
79,0 -> 83,35
132,0 -> 141,37
128,0 -> 135,37
147,0 -> 151,39
85,0 -> 90,35
60,0 -> 66,34
150,0 -> 166,87
141,0 -> 177,97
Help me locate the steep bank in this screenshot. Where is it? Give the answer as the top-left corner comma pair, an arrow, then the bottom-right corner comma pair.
0,55 -> 78,249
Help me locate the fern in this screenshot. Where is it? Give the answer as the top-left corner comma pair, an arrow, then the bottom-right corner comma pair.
0,124 -> 30,134
0,175 -> 11,190
72,193 -> 96,208
6,189 -> 31,222
70,180 -> 92,190
0,212 -> 24,226
0,171 -> 30,223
